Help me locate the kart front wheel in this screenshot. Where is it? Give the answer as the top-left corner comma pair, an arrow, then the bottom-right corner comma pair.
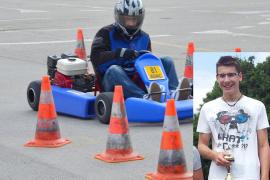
95,92 -> 114,124
27,80 -> 41,111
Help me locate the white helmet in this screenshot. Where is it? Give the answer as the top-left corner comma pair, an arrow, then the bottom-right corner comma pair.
114,0 -> 145,37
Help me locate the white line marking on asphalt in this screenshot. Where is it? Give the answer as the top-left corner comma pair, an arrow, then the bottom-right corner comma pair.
260,14 -> 270,17
166,6 -> 185,9
48,3 -> 88,7
0,18 -> 50,22
235,33 -> 270,39
80,9 -> 106,12
0,34 -> 209,51
235,26 -> 254,29
0,6 -> 47,13
0,39 -> 92,45
258,21 -> 270,25
151,40 -> 182,48
229,11 -> 269,15
150,35 -> 172,38
0,38 -> 212,51
0,39 -> 175,47
148,8 -> 164,12
191,10 -> 214,13
45,3 -> 112,9
0,6 -> 15,10
24,27 -> 89,32
192,30 -> 270,39
19,9 -> 48,13
92,6 -> 112,9
0,38 -> 211,51
193,30 -> 232,34
0,26 -> 100,33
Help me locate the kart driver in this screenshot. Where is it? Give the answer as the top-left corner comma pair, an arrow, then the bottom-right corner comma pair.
90,0 -> 189,102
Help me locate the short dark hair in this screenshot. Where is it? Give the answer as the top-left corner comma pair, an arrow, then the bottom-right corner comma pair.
216,56 -> 241,74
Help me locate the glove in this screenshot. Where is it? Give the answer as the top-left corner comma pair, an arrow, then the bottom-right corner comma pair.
116,48 -> 138,60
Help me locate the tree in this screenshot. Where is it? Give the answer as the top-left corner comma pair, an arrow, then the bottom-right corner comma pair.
193,56 -> 270,179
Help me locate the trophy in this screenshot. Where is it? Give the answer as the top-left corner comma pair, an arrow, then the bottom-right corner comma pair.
224,153 -> 234,180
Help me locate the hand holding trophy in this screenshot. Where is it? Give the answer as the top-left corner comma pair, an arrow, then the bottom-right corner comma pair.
224,149 -> 235,180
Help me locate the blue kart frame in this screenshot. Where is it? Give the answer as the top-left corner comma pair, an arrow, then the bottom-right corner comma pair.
27,53 -> 193,124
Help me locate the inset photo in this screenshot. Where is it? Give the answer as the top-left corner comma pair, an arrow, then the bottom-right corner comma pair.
193,52 -> 270,180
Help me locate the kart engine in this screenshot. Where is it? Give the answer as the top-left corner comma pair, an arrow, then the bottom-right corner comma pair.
47,54 -> 95,92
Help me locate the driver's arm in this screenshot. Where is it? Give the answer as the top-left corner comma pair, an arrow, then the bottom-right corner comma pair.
90,26 -> 116,68
91,26 -> 144,69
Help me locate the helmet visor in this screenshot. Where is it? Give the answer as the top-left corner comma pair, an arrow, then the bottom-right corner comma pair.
118,15 -> 144,30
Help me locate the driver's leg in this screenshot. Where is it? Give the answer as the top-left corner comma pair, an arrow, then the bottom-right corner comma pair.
160,56 -> 190,100
102,65 -> 146,98
160,56 -> 179,90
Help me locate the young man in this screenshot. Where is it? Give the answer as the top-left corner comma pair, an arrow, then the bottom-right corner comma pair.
90,0 -> 189,101
197,56 -> 269,180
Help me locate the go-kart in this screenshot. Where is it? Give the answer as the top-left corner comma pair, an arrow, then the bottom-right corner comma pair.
27,52 -> 193,124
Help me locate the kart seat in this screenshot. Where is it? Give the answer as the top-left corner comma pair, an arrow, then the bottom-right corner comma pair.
89,58 -> 104,95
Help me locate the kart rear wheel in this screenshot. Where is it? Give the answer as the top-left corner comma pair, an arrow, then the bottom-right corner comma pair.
27,80 -> 41,111
95,92 -> 114,124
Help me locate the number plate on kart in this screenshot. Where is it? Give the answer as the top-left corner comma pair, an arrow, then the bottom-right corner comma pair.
144,66 -> 165,80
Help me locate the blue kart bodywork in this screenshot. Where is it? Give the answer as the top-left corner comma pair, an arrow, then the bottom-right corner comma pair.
50,53 -> 193,122
52,86 -> 192,122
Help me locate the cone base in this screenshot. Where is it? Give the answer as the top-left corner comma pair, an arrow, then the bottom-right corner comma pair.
145,171 -> 193,180
24,138 -> 71,148
95,151 -> 144,163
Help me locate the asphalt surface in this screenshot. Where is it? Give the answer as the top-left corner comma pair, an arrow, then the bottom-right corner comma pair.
1,0 -> 270,179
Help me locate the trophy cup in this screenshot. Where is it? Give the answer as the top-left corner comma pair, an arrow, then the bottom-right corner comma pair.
224,154 -> 234,180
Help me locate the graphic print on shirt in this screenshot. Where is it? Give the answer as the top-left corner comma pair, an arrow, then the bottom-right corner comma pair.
215,109 -> 251,151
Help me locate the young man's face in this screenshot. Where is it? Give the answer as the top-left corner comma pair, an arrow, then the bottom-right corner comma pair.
216,66 -> 242,96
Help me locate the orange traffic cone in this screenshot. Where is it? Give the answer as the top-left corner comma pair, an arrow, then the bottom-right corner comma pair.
95,85 -> 144,163
234,48 -> 241,52
184,42 -> 194,80
145,99 -> 192,180
234,48 -> 242,59
75,28 -> 87,60
25,76 -> 71,148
